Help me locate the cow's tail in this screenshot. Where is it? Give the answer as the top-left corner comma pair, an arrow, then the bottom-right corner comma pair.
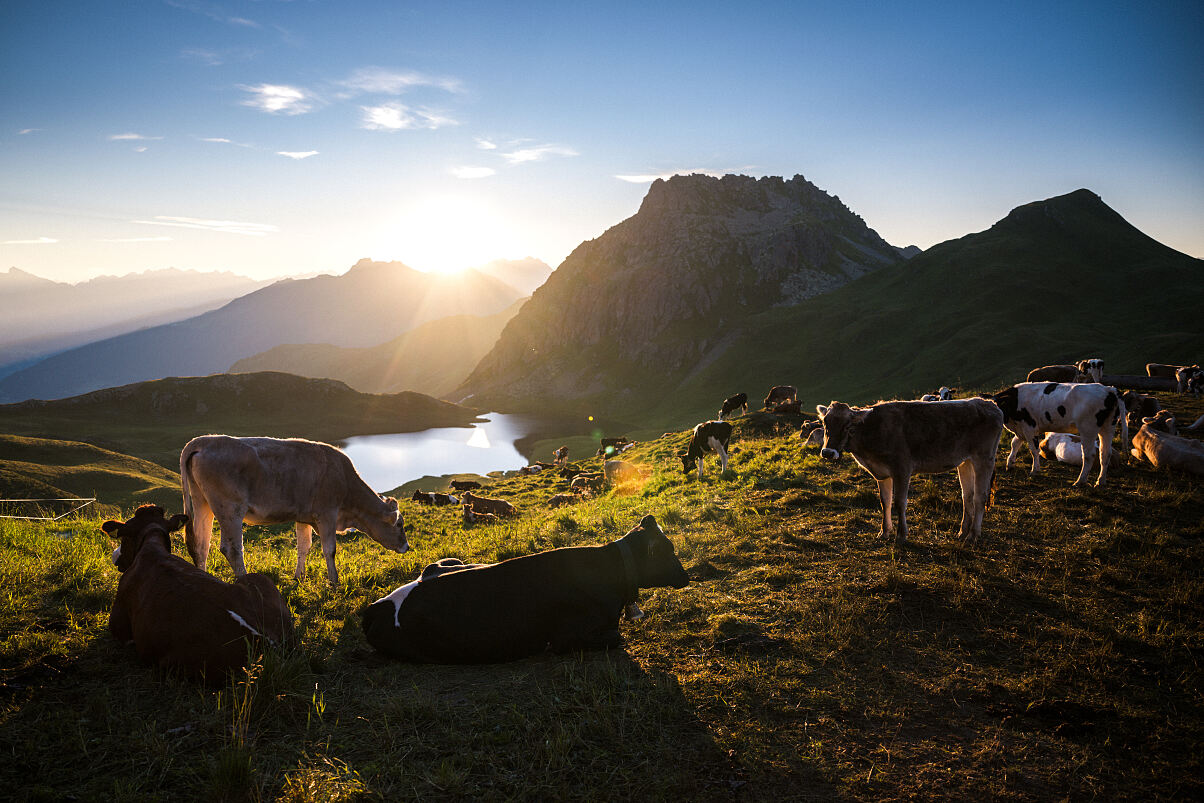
1116,393 -> 1130,456
179,444 -> 201,527
986,463 -> 997,511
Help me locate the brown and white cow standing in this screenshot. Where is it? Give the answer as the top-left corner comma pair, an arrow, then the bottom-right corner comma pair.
816,399 -> 1004,544
180,435 -> 409,586
992,382 -> 1128,487
107,505 -> 294,684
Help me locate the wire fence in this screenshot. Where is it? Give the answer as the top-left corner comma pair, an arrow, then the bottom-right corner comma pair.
0,497 -> 97,521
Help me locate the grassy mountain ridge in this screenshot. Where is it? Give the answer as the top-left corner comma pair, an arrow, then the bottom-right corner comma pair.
229,298 -> 526,398
0,371 -> 482,470
3,389 -> 1202,800
658,189 -> 1204,423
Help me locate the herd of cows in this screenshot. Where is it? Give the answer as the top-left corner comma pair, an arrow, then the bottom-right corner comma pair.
100,359 -> 1203,682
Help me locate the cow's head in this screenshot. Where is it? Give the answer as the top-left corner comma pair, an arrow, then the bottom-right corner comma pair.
1077,358 -> 1104,383
938,386 -> 953,400
103,504 -> 189,572
816,402 -> 864,461
619,514 -> 689,589
1142,410 -> 1178,436
677,451 -> 696,475
362,496 -> 409,554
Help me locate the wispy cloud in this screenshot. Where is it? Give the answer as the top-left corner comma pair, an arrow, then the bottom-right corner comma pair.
181,47 -> 223,66
475,137 -> 497,150
615,168 -> 728,183
2,236 -> 58,245
451,166 -> 496,179
109,132 -> 163,141
338,67 -> 463,97
239,83 -> 315,115
99,236 -> 173,243
277,150 -> 318,160
360,103 -> 457,131
502,144 -> 578,165
165,0 -> 261,29
17,128 -> 41,135
200,137 -> 232,143
133,216 -> 278,236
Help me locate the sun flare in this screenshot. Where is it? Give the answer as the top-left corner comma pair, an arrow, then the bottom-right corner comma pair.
380,195 -> 518,274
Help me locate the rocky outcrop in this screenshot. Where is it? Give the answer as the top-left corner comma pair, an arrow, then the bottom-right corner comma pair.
460,173 -> 904,409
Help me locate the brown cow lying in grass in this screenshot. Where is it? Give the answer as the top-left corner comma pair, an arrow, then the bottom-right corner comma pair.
1130,411 -> 1204,476
361,514 -> 689,663
107,505 -> 293,684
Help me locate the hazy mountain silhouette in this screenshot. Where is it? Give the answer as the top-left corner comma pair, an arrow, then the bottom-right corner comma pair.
0,267 -> 269,375
473,257 -> 553,295
0,260 -> 523,402
230,298 -> 527,398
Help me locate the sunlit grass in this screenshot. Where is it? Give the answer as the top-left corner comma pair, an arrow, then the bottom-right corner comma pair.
2,394 -> 1204,799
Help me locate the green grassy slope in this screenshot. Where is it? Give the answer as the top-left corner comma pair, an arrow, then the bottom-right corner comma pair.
0,435 -> 179,514
654,189 -> 1204,425
0,371 -> 482,469
3,389 -> 1202,800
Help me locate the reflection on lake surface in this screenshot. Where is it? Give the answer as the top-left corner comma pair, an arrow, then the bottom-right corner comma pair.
340,413 -> 541,492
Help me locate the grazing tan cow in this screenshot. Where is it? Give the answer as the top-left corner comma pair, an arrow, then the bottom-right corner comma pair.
461,490 -> 518,517
1130,411 -> 1204,476
816,398 -> 1004,544
107,505 -> 293,684
1026,358 -> 1101,383
180,435 -> 409,586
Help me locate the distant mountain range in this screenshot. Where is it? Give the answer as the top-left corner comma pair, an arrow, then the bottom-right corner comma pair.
0,259 -> 531,402
474,257 -> 554,296
0,267 -> 269,376
460,173 -> 908,410
230,298 -> 526,399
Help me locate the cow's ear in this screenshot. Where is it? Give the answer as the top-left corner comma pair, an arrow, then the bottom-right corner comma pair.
383,497 -> 399,512
1141,416 -> 1155,425
815,404 -> 828,417
101,520 -> 122,534
167,514 -> 189,532
639,514 -> 658,532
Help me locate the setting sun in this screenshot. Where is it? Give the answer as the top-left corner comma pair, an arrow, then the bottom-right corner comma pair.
378,195 -> 519,274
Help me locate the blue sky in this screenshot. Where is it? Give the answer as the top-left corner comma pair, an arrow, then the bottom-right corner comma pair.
2,0 -> 1201,283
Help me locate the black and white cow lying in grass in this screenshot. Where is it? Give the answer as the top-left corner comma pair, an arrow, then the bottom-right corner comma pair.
679,420 -> 733,479
361,514 -> 689,663
992,382 -> 1128,487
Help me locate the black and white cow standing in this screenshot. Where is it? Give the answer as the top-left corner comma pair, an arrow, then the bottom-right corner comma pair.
679,420 -> 733,479
992,382 -> 1129,487
718,393 -> 748,420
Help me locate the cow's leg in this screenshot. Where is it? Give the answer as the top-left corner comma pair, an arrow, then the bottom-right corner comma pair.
696,456 -> 704,480
1006,433 -> 1024,469
876,478 -> 894,540
186,497 -> 215,572
1074,428 -> 1099,487
956,461 -> 975,539
213,508 -> 247,576
1095,427 -> 1113,487
316,515 -> 340,586
971,456 -> 995,540
713,439 -> 729,473
893,474 -> 912,545
294,522 -> 313,581
1028,434 -> 1042,474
